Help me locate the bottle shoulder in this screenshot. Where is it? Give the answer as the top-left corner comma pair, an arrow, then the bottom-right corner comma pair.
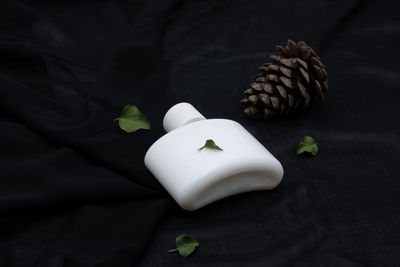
146,119 -> 242,156
179,118 -> 243,131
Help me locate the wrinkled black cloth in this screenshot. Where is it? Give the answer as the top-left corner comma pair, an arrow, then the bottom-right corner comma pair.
1,0 -> 400,266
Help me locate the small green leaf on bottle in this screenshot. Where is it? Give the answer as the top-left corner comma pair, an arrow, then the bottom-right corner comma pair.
198,139 -> 223,151
168,234 -> 199,258
296,136 -> 318,156
115,105 -> 151,133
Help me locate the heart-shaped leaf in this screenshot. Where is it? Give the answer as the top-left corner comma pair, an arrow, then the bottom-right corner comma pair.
198,139 -> 223,151
115,105 -> 151,133
168,234 -> 199,258
296,136 -> 318,156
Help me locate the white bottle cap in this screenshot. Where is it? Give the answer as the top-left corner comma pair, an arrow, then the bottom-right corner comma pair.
163,102 -> 206,132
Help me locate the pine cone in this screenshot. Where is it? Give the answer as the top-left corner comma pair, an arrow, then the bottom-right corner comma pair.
240,40 -> 328,119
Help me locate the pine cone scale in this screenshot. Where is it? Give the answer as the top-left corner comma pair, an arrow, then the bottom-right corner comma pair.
299,68 -> 310,83
280,76 -> 295,89
261,83 -> 274,94
276,85 -> 287,100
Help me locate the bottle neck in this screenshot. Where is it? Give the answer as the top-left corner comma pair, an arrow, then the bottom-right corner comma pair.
163,103 -> 206,132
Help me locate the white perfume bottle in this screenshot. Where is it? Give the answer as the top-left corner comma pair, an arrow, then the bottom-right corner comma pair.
144,103 -> 283,211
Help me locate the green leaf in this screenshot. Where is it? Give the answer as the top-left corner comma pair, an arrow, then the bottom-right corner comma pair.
296,136 -> 318,156
198,139 -> 223,151
168,234 -> 199,258
115,105 -> 151,133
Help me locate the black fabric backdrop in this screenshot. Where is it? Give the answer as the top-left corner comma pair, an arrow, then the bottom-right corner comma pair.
1,0 -> 400,266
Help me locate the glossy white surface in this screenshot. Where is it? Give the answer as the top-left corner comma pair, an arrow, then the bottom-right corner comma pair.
145,116 -> 284,211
